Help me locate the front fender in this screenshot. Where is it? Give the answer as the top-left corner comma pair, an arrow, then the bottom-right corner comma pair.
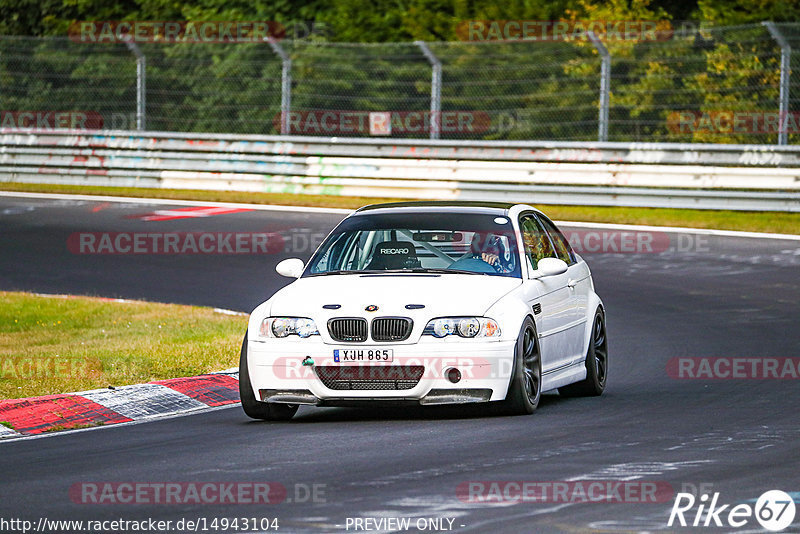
247,300 -> 272,338
485,294 -> 532,343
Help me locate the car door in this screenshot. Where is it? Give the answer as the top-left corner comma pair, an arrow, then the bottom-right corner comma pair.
537,214 -> 590,363
518,213 -> 576,374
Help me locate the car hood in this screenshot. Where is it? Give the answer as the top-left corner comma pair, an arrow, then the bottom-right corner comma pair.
268,273 -> 522,319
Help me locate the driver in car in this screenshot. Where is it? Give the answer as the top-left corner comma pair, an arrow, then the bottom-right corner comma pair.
470,232 -> 512,273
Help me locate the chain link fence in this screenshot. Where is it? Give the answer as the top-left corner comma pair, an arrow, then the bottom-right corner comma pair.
1,23 -> 799,143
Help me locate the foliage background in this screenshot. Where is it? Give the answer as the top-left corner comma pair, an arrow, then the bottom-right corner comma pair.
0,0 -> 799,143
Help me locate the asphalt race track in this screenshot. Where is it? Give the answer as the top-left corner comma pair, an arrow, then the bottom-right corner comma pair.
1,193 -> 799,533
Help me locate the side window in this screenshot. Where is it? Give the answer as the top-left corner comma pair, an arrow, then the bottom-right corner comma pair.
537,215 -> 576,265
519,215 -> 555,270
311,232 -> 359,273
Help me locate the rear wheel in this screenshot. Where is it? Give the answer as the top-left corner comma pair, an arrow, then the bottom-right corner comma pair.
559,308 -> 607,397
239,334 -> 298,421
501,317 -> 541,415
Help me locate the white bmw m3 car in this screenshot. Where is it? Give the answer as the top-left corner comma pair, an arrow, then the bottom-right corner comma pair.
240,202 -> 607,420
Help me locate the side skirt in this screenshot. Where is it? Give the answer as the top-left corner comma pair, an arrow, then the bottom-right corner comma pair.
541,360 -> 587,392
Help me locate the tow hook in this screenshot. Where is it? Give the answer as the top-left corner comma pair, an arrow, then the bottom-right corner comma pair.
301,356 -> 315,366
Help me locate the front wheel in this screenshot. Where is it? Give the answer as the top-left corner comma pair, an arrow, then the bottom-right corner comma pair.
500,317 -> 541,415
239,334 -> 298,421
559,308 -> 607,397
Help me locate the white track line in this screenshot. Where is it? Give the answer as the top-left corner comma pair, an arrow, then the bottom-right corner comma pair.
28,293 -> 248,315
558,220 -> 800,241
0,190 -> 352,215
1,190 -> 798,240
0,425 -> 20,438
213,308 -> 248,316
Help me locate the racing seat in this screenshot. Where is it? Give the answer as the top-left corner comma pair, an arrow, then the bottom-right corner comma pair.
366,240 -> 421,270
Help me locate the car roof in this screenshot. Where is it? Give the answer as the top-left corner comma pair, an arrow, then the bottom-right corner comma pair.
354,201 -> 522,216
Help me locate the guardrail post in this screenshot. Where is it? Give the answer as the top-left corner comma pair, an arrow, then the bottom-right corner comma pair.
267,38 -> 292,135
588,32 -> 610,143
124,41 -> 146,131
415,41 -> 442,140
762,22 -> 791,146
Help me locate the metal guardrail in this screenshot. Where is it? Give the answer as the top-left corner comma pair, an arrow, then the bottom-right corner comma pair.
1,130 -> 799,211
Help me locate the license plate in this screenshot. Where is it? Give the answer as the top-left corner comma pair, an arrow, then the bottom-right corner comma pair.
333,349 -> 394,362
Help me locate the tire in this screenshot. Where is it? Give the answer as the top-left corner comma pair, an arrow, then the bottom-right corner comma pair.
500,317 -> 541,415
559,308 -> 608,397
239,334 -> 298,421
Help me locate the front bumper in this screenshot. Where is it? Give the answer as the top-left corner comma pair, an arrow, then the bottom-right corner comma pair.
247,338 -> 516,404
259,388 -> 494,406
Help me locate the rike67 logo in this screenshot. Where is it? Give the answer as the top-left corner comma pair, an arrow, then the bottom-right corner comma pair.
669,490 -> 796,531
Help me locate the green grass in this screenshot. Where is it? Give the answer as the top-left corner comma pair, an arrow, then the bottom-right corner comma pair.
0,291 -> 245,400
2,182 -> 798,234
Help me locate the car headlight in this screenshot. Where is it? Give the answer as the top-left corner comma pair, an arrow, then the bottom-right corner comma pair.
259,317 -> 319,339
423,317 -> 501,338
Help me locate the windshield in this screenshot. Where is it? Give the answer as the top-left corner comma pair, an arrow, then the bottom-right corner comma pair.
306,211 -> 521,278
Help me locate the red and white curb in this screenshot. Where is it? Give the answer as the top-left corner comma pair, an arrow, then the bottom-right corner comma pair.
0,370 -> 240,440
0,293 -> 246,440
127,206 -> 254,222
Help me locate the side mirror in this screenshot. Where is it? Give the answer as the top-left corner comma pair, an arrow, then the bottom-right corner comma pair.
276,258 -> 305,278
532,257 -> 568,278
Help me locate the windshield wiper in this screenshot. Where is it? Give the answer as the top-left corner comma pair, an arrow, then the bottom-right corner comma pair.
308,270 -> 372,276
310,268 -> 493,276
387,268 -> 486,276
